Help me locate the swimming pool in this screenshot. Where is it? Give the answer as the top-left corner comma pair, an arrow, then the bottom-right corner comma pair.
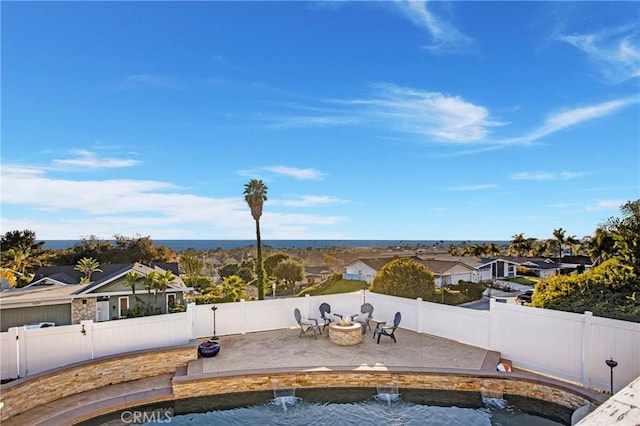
79,387 -> 574,425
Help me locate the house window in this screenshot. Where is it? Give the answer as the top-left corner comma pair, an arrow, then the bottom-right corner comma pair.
118,296 -> 129,318
166,294 -> 176,312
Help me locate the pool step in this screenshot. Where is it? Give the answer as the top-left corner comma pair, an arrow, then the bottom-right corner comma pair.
480,350 -> 502,371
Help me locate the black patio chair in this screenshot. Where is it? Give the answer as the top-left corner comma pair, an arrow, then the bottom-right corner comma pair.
319,303 -> 333,331
351,302 -> 374,335
373,312 -> 401,344
294,308 -> 321,338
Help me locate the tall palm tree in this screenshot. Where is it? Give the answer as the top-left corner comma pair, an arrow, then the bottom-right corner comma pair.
552,228 -> 566,261
156,270 -> 175,313
74,257 -> 102,283
244,179 -> 268,300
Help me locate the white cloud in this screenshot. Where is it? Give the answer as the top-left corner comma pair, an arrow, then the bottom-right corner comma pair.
557,24 -> 640,83
510,171 -> 586,181
264,166 -> 326,180
51,150 -> 140,169
504,98 -> 638,145
394,0 -> 473,53
0,164 -> 347,239
346,83 -> 504,143
585,200 -> 625,212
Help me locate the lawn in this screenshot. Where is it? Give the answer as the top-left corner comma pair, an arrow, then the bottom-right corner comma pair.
297,274 -> 369,296
504,276 -> 540,286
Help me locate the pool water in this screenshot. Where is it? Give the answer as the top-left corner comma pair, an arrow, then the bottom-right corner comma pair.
165,396 -> 563,426
80,388 -> 572,425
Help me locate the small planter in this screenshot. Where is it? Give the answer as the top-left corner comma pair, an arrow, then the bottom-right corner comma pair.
198,340 -> 221,358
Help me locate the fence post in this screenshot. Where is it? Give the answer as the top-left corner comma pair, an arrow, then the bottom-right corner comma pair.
7,327 -> 19,379
80,320 -> 95,360
582,311 -> 593,389
416,298 -> 423,334
489,298 -> 497,350
16,326 -> 26,377
186,303 -> 196,341
304,294 -> 311,317
240,299 -> 247,334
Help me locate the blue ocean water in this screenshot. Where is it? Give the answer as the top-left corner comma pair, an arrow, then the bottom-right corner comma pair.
41,239 -> 509,251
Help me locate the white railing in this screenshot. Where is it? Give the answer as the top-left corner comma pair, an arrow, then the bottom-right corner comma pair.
1,291 -> 638,393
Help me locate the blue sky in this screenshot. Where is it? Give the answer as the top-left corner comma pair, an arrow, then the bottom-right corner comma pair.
1,1 -> 639,242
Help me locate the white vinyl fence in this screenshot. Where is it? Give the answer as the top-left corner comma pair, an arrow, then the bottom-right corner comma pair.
1,291 -> 638,393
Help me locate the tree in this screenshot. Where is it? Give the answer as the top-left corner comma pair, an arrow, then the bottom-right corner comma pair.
552,228 -> 567,260
533,258 -> 639,322
244,179 -> 268,300
273,258 -> 305,295
74,257 -> 102,283
370,258 -> 436,300
508,233 -> 530,257
219,263 -> 240,279
264,253 -> 289,277
180,254 -> 204,282
0,268 -> 17,288
155,270 -> 175,313
124,271 -> 143,304
1,229 -> 44,253
143,271 -> 161,314
588,227 -> 617,263
0,230 -> 44,277
604,199 -> 640,274
487,243 -> 502,257
221,275 -> 245,302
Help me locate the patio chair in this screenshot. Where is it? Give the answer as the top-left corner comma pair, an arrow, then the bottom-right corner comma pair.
294,308 -> 321,338
319,303 -> 333,331
373,312 -> 401,344
351,302 -> 374,335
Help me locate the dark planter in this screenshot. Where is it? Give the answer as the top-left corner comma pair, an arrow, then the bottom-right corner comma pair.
198,340 -> 221,358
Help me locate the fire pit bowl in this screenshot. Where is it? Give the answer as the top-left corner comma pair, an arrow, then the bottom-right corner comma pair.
198,340 -> 221,357
328,319 -> 363,346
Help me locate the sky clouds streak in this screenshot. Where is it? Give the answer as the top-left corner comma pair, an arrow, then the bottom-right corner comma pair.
510,171 -> 586,181
557,24 -> 640,83
394,0 -> 473,53
502,97 -> 637,145
51,150 -> 140,170
346,83 -> 502,143
264,166 -> 325,180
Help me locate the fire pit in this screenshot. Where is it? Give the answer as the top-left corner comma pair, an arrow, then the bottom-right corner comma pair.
328,317 -> 363,346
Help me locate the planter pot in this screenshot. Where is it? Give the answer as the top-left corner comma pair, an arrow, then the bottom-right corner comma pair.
198,340 -> 221,358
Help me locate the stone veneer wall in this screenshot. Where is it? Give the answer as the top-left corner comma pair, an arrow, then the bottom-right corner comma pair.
71,297 -> 96,324
0,345 -> 197,421
172,369 -> 605,411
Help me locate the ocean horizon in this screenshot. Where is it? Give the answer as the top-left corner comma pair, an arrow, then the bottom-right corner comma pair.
41,239 -> 510,251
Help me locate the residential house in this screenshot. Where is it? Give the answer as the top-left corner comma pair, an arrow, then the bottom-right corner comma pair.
297,265 -> 333,288
0,262 -> 191,332
416,259 -> 477,287
344,256 -> 478,287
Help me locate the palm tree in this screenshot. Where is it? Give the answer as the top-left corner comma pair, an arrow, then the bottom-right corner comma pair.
552,228 -> 566,260
144,271 -> 161,314
124,271 -> 143,304
565,235 -> 580,255
74,257 -> 102,283
509,233 -> 530,257
244,179 -> 268,300
155,270 -> 175,313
